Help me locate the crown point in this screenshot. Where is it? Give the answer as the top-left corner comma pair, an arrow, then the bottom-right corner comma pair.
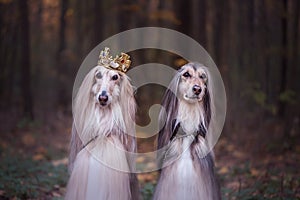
97,47 -> 131,73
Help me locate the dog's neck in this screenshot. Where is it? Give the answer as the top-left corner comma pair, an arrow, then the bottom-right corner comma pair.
176,100 -> 205,134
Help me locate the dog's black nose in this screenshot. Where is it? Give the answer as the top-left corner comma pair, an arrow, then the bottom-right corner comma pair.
98,91 -> 108,103
99,95 -> 108,102
192,85 -> 202,95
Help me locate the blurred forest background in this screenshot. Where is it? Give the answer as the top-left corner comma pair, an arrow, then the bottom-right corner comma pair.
0,0 -> 299,199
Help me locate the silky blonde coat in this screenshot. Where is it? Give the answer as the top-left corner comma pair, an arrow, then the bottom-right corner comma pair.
66,65 -> 138,200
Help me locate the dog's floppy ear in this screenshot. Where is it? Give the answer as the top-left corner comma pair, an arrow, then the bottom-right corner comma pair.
73,66 -> 99,135
119,74 -> 138,180
203,88 -> 211,128
70,66 -> 99,170
201,65 -> 215,132
157,74 -> 180,150
119,74 -> 136,152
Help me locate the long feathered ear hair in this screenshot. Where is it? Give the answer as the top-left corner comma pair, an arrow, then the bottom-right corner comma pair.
157,71 -> 181,150
69,66 -> 100,172
199,64 -> 212,132
73,66 -> 100,137
119,73 -> 137,153
191,62 -> 217,156
200,64 -> 217,154
119,74 -> 139,199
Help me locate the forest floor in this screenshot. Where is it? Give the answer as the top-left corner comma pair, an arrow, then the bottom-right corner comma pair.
0,111 -> 299,199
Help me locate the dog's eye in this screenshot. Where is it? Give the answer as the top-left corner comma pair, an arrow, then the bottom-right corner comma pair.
95,72 -> 102,79
183,72 -> 191,78
200,74 -> 207,79
112,75 -> 119,81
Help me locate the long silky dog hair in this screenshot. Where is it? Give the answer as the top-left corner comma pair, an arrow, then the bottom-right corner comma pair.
65,63 -> 139,199
154,62 -> 221,200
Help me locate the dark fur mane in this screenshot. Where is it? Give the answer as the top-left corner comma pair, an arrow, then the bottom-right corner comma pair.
157,68 -> 212,150
154,63 -> 221,200
157,87 -> 178,150
203,86 -> 211,129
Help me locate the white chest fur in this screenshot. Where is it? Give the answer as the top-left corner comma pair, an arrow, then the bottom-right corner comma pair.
172,137 -> 200,199
177,101 -> 204,134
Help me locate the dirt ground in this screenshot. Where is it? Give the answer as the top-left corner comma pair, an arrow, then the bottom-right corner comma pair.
0,111 -> 299,199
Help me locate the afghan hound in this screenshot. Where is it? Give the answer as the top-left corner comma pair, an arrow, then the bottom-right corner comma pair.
153,62 -> 221,200
65,48 -> 139,200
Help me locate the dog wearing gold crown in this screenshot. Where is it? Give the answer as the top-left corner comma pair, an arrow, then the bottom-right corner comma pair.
65,48 -> 139,200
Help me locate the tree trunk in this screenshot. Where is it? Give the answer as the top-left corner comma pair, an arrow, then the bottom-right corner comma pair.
56,0 -> 69,107
290,0 -> 299,93
190,0 -> 206,47
18,0 -> 33,119
0,2 -> 18,109
58,0 -> 68,58
177,0 -> 191,35
93,0 -> 103,45
74,0 -> 83,57
278,0 -> 288,117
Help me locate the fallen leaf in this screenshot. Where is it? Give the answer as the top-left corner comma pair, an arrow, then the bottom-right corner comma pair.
33,154 -> 45,161
276,155 -> 283,161
52,157 -> 68,166
36,146 -> 47,154
0,141 -> 8,149
136,156 -> 145,163
54,184 -> 60,189
233,150 -> 246,159
144,174 -> 154,181
250,168 -> 259,176
52,191 -> 61,197
226,180 -> 240,189
219,166 -> 229,174
137,174 -> 146,182
22,133 -> 35,146
146,162 -> 156,169
227,144 -> 235,152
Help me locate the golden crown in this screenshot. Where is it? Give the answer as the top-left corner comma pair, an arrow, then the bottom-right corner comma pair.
97,47 -> 131,73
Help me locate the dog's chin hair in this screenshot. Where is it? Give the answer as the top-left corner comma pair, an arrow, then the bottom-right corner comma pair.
78,102 -> 126,144
177,98 -> 206,134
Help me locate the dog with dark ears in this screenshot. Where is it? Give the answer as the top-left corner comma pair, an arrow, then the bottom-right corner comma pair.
154,62 -> 221,200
